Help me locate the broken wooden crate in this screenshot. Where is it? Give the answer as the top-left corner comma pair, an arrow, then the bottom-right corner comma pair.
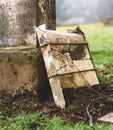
36,25 -> 100,109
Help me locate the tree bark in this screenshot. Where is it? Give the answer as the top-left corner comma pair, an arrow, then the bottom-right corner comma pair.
36,0 -> 56,30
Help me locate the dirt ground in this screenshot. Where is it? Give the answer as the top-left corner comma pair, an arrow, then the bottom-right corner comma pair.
0,82 -> 113,124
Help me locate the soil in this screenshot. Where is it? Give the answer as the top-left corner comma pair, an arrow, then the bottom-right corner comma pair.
1,83 -> 113,124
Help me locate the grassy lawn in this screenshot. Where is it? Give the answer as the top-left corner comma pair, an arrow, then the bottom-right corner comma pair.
84,25 -> 113,85
0,24 -> 113,129
1,112 -> 113,130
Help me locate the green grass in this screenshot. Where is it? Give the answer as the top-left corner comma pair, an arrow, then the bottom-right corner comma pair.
84,25 -> 113,85
1,113 -> 113,130
84,26 -> 113,66
0,112 -> 47,130
0,24 -> 113,129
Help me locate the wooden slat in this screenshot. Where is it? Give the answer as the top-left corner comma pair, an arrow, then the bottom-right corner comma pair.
36,25 -> 100,108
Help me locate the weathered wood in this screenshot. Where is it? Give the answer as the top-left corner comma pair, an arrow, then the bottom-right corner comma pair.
36,25 -> 100,108
46,30 -> 86,44
49,77 -> 65,109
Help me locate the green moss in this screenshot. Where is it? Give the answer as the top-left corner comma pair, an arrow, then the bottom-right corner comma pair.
31,74 -> 36,82
23,52 -> 31,60
8,57 -> 18,75
23,49 -> 41,67
12,68 -> 18,75
8,57 -> 14,66
0,57 -> 3,62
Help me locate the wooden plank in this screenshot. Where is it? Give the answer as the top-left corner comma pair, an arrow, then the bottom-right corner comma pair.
36,25 -> 100,108
46,30 -> 86,44
49,77 -> 65,109
60,71 -> 99,89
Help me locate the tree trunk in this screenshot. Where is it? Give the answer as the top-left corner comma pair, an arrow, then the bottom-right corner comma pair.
36,0 -> 56,30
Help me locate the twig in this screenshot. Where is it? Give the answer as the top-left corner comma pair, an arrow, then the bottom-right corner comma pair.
86,94 -> 113,126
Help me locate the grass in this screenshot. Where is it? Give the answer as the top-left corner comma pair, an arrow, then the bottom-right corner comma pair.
1,113 -> 113,130
0,24 -> 113,129
84,25 -> 113,85
0,112 -> 47,130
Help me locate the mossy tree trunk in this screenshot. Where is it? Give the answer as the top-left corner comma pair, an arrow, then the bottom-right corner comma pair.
36,0 -> 56,30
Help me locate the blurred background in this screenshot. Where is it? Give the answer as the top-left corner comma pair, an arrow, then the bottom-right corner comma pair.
56,0 -> 113,25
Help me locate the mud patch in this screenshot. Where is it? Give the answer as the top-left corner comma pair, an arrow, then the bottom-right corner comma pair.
0,84 -> 113,124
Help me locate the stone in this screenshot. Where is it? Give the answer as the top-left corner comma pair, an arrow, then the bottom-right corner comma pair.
0,0 -> 36,47
0,46 -> 38,92
98,112 -> 113,123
